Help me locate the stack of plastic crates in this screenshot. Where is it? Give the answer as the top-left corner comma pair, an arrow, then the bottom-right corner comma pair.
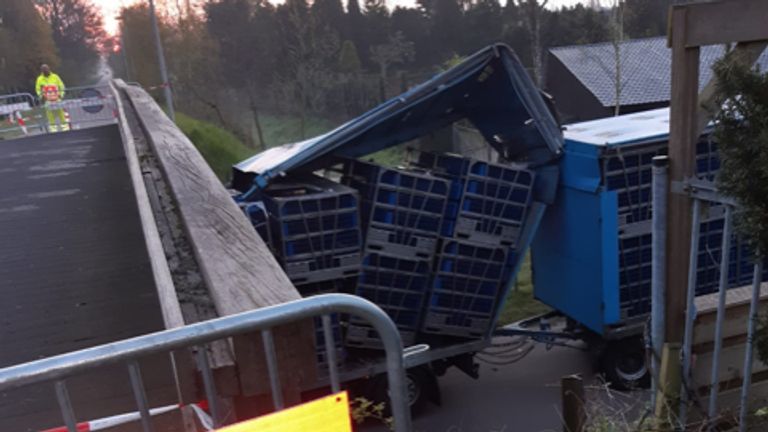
341,158 -> 449,348
422,241 -> 507,338
296,278 -> 356,370
603,138 -> 766,320
413,152 -> 535,338
413,152 -> 535,248
241,175 -> 363,369
262,175 -> 362,286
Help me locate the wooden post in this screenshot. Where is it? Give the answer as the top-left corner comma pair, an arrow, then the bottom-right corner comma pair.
665,5 -> 700,348
561,374 -> 585,432
655,343 -> 682,428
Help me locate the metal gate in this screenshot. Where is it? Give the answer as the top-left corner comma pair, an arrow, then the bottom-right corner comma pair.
0,293 -> 413,432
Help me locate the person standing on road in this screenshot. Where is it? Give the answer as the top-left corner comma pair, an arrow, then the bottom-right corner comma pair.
35,64 -> 69,132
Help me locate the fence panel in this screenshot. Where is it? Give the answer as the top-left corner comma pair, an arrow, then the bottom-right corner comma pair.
0,293 -> 413,432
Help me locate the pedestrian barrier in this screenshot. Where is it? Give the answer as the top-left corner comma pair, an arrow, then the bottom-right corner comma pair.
0,294 -> 413,432
0,93 -> 42,138
0,85 -> 118,138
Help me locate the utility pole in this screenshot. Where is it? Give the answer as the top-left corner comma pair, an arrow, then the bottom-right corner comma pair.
148,0 -> 175,122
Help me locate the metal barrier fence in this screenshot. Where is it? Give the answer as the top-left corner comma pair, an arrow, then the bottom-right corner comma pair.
0,93 -> 42,138
651,156 -> 764,431
0,293 -> 413,432
0,85 -> 118,139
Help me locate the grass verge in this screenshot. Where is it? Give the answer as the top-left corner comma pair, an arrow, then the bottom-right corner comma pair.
176,112 -> 253,181
496,254 -> 551,325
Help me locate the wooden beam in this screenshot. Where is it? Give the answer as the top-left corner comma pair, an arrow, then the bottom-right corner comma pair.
665,6 -> 700,344
111,81 -> 184,331
674,0 -> 768,48
117,81 -> 317,400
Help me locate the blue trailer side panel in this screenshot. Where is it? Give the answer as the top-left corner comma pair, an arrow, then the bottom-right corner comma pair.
600,191 -> 620,325
532,184 -> 604,332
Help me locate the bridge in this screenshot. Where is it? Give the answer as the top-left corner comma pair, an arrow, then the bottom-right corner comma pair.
0,81 -> 315,431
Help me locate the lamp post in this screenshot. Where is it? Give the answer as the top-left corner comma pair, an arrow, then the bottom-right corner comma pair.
147,0 -> 175,122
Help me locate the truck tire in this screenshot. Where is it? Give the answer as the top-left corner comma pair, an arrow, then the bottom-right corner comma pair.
600,337 -> 650,391
365,366 -> 438,417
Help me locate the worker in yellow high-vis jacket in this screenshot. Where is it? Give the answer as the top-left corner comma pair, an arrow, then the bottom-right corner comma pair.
35,64 -> 69,132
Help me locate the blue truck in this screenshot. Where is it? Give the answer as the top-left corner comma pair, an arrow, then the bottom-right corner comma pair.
229,44 -> 759,408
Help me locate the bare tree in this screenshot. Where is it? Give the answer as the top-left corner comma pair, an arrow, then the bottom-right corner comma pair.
610,0 -> 625,116
370,31 -> 415,101
518,0 -> 548,86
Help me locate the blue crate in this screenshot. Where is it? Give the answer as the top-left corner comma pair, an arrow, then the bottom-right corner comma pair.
283,251 -> 360,285
423,240 -> 507,338
410,152 -> 470,179
239,201 -> 272,246
261,175 -> 363,285
345,252 -> 431,349
343,158 -> 448,259
296,278 -> 357,368
413,152 -> 535,247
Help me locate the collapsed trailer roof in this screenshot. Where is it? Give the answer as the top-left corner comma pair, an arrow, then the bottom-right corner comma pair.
233,43 -> 563,190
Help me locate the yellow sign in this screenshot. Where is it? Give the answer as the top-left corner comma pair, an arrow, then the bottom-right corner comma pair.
216,391 -> 352,432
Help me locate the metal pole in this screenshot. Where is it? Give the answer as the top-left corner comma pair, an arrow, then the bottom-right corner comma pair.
147,0 -> 175,122
651,155 -> 669,409
679,198 -> 702,427
708,206 -> 733,427
738,261 -> 764,432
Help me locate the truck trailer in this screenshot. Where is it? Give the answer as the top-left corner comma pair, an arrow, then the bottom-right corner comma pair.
229,44 -> 763,408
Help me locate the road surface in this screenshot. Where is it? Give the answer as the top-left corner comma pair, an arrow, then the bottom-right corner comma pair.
365,342 -> 648,432
0,126 -> 176,431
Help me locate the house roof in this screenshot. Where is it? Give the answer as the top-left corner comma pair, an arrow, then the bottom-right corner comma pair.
549,36 -> 768,108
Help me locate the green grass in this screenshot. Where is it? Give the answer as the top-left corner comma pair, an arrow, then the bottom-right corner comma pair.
176,112 -> 253,181
496,254 -> 551,325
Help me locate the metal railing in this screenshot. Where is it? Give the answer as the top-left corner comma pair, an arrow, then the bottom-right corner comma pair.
0,92 -> 43,138
651,156 -> 764,431
0,293 -> 413,432
0,85 -> 118,139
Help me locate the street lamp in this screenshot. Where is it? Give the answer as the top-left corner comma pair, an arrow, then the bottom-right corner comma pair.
148,0 -> 175,122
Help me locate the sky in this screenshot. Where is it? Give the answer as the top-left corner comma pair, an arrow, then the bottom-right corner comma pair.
93,0 -> 588,35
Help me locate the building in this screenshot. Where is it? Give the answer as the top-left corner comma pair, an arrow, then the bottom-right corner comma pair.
545,36 -> 768,123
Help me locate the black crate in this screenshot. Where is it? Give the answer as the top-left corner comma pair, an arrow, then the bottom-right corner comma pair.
345,252 -> 431,349
422,240 -> 507,338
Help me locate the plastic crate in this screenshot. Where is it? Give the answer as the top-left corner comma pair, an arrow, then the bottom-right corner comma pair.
283,251 -> 361,285
345,252 -> 431,349
616,210 -> 765,320
422,240 -> 507,338
261,175 -> 363,285
296,278 -> 357,368
412,152 -> 535,247
342,158 -> 449,259
602,138 -> 720,226
447,161 -> 534,247
239,201 -> 272,246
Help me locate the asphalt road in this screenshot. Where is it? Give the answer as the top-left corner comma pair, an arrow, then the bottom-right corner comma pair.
0,126 -> 176,431
365,341 -> 648,432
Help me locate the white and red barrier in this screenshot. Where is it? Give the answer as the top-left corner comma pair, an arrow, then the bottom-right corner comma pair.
39,401 -> 213,432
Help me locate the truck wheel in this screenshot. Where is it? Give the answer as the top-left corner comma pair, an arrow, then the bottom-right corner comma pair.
600,338 -> 650,391
405,367 -> 434,415
366,366 -> 437,417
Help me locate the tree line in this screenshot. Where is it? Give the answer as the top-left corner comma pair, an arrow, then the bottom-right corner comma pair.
0,0 -> 106,93
111,0 -> 671,149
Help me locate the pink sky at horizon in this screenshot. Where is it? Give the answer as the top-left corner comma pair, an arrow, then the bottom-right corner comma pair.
93,0 -> 588,35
